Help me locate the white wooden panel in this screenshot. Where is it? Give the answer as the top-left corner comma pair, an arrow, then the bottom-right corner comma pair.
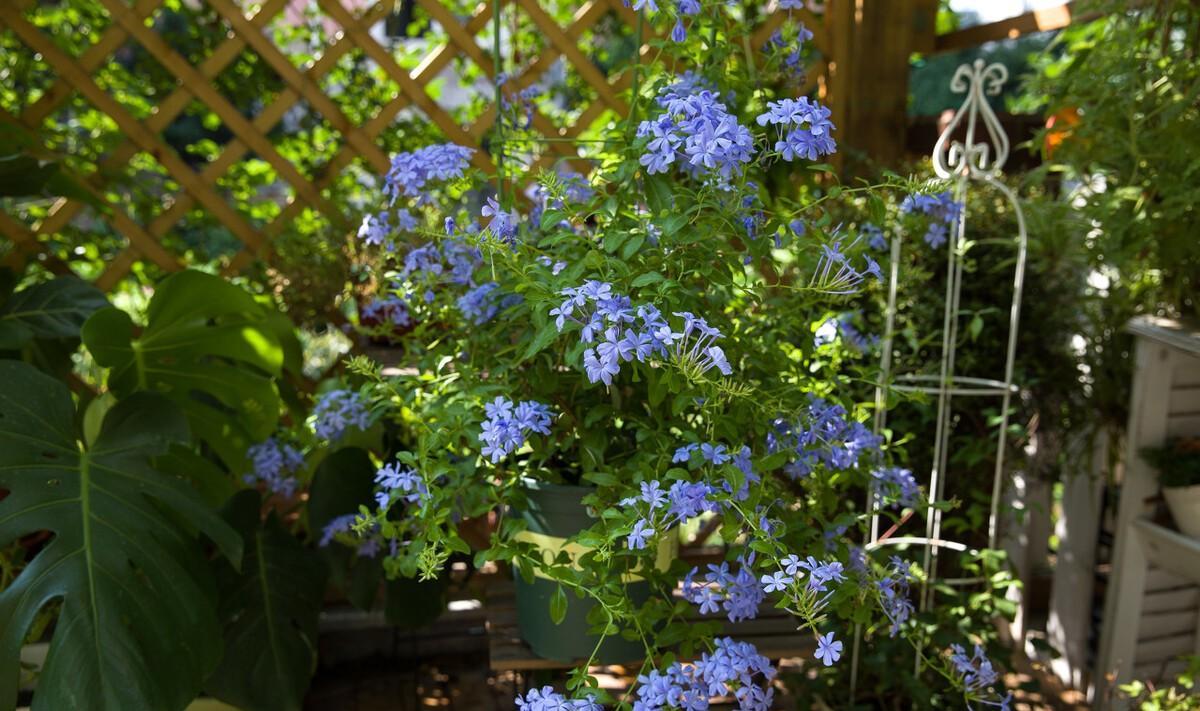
1135,632 -> 1196,663
1171,361 -> 1200,388
1146,566 -> 1197,592
1166,413 -> 1200,438
1142,587 -> 1200,613
1167,384 -> 1200,415
1136,609 -> 1199,640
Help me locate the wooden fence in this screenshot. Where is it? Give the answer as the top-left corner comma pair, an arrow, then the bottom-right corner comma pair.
0,0 -> 1090,292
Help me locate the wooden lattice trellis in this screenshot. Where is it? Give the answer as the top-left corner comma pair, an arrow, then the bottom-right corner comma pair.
0,0 -> 833,291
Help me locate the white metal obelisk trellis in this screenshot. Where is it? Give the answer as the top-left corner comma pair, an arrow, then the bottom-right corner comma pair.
849,58 -> 1029,692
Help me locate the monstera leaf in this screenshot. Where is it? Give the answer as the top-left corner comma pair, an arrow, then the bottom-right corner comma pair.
206,490 -> 326,711
0,271 -> 109,375
0,360 -> 242,711
82,270 -> 286,468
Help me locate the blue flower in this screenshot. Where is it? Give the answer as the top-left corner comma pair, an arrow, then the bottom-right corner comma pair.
375,461 -> 428,508
815,632 -> 843,666
670,18 -> 686,42
873,466 -> 920,508
640,480 -> 667,509
384,143 -> 474,204
924,222 -> 949,248
481,197 -> 520,246
862,222 -> 887,250
627,519 -> 654,550
583,347 -> 620,385
756,96 -> 837,161
313,390 -> 370,441
319,514 -> 356,547
357,212 -> 391,249
478,397 -> 554,463
636,87 -> 755,185
700,442 -> 730,465
949,643 -> 1000,692
457,282 -> 504,325
878,556 -> 915,636
760,571 -> 793,593
243,438 -> 304,497
515,686 -> 602,711
673,443 -> 699,463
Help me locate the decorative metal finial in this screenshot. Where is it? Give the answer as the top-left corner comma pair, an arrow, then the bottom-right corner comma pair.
932,59 -> 1010,179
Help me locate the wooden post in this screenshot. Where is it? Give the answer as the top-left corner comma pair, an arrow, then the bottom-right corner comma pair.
831,0 -> 935,171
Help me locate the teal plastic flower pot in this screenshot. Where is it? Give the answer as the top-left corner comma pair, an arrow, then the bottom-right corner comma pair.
513,480 -> 670,664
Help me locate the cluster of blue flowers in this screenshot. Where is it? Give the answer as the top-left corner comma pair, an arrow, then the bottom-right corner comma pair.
481,196 -> 521,246
620,476 -> 723,551
383,143 -> 474,205
394,236 -> 518,327
243,437 -> 304,497
861,222 -> 887,250
810,237 -> 883,295
637,88 -> 754,184
765,22 -> 815,74
673,441 -> 759,499
755,96 -> 837,162
374,461 -> 428,510
873,466 -> 921,508
633,637 -> 777,711
319,513 -> 388,559
514,687 -> 601,711
498,74 -> 542,129
313,389 -> 370,441
767,396 -> 882,479
901,191 -> 964,248
877,556 -> 915,637
478,396 -> 554,463
360,295 -> 412,329
401,238 -> 482,291
551,281 -> 732,387
949,644 -> 1012,709
683,553 -> 765,623
457,282 -> 522,325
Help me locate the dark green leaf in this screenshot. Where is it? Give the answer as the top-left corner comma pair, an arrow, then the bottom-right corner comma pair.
82,270 -> 285,467
206,490 -> 326,711
0,361 -> 241,711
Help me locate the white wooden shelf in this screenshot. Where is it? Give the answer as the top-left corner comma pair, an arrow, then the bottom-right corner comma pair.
1133,519 -> 1200,586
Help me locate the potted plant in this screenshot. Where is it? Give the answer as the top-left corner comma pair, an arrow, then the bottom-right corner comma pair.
337,4 -> 1017,707
1143,438 -> 1200,538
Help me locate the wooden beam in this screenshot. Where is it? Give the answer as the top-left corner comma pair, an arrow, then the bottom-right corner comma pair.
933,2 -> 1099,54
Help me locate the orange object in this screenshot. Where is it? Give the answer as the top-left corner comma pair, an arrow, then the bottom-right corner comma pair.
1044,106 -> 1081,159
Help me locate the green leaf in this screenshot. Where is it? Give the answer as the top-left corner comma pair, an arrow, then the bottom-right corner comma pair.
661,213 -> 689,236
0,276 -> 109,375
519,319 -> 562,364
206,491 -> 326,711
644,174 -> 673,214
540,209 -> 566,231
0,361 -> 242,711
384,576 -> 448,629
631,271 -> 665,288
550,585 -> 568,625
306,447 -> 375,537
82,270 -> 286,467
0,275 -> 107,344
